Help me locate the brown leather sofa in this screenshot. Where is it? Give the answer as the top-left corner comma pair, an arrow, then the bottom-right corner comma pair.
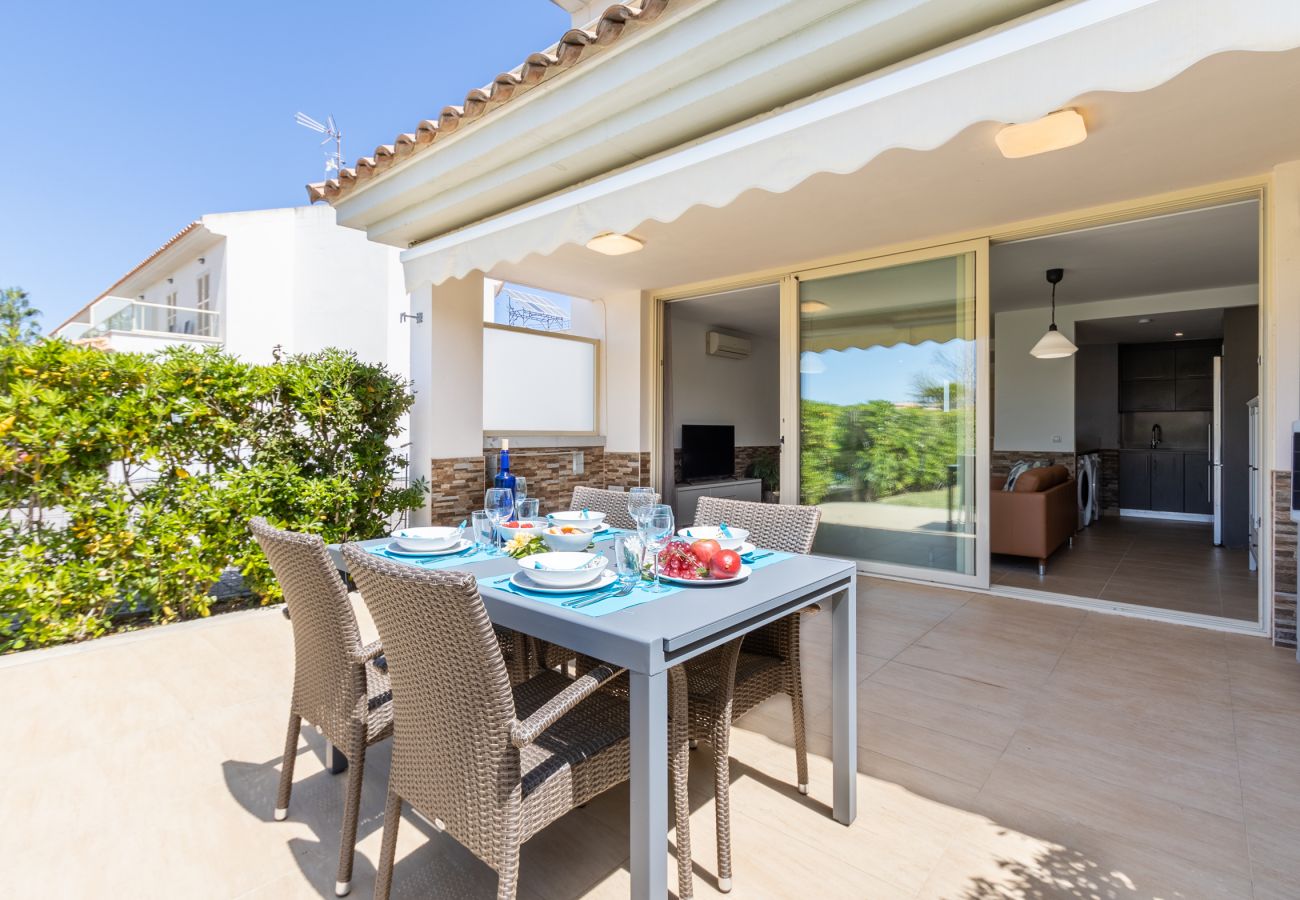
990,465 -> 1076,575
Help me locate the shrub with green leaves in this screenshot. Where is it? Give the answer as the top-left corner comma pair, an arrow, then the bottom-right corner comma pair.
0,341 -> 426,651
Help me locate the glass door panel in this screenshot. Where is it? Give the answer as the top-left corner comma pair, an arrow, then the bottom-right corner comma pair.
798,249 -> 983,583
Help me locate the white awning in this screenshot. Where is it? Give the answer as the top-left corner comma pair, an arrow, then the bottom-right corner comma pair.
401,0 -> 1300,293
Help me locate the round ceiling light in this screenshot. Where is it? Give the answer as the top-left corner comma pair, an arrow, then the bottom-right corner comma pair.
585,233 -> 645,256
801,300 -> 830,314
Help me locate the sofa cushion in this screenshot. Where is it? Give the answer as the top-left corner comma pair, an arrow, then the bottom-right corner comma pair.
1003,460 -> 1044,491
1013,465 -> 1070,493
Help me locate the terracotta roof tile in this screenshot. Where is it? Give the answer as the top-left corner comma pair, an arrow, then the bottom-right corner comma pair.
306,0 -> 671,205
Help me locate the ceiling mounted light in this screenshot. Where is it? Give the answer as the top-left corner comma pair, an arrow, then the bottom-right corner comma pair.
585,232 -> 644,256
1138,317 -> 1152,324
1174,331 -> 1185,337
801,300 -> 830,314
996,108 -> 1087,159
1030,268 -> 1078,359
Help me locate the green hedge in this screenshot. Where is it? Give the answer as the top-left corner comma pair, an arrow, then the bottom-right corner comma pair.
800,399 -> 965,505
0,341 -> 426,651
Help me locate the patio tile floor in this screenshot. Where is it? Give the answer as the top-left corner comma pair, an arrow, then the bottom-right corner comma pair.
4,576 -> 1298,899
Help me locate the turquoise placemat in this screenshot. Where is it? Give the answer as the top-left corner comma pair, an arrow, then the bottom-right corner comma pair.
367,542 -> 500,570
476,549 -> 794,617
477,572 -> 685,616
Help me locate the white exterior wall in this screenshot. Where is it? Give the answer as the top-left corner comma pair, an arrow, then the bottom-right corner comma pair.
206,209 -> 298,364
1270,161 -> 1300,471
72,206 -> 411,380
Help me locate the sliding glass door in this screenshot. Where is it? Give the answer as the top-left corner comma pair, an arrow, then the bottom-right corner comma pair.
787,242 -> 989,587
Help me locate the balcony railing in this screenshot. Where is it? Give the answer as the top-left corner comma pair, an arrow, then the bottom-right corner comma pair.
80,299 -> 221,342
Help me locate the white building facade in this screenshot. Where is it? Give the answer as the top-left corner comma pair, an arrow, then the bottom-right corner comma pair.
55,205 -> 410,373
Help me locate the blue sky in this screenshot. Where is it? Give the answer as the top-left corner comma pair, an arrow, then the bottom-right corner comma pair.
0,1 -> 569,330
802,341 -> 967,406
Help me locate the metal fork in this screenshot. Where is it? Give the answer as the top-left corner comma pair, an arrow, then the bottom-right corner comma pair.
563,581 -> 636,609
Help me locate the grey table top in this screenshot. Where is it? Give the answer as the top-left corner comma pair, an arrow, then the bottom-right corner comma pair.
333,539 -> 855,675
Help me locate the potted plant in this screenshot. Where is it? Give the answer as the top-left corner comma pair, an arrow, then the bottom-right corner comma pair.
746,451 -> 781,503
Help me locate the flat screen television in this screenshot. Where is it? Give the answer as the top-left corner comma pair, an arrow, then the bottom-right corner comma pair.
681,424 -> 735,482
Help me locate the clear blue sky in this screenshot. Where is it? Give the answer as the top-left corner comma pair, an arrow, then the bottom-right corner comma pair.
0,0 -> 569,330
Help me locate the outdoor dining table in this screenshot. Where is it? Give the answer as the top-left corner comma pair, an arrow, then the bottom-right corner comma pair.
331,536 -> 858,900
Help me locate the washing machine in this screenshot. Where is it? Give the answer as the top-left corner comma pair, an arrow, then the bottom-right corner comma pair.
1076,452 -> 1101,528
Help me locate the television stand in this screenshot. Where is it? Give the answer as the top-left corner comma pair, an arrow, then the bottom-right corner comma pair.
673,477 -> 761,523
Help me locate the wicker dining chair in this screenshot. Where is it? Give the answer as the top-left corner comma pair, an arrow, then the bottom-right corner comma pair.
569,485 -> 658,530
249,518 -> 394,898
685,497 -> 822,892
341,544 -> 693,900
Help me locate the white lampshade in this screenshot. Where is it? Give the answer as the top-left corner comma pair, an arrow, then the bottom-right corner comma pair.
1030,325 -> 1078,359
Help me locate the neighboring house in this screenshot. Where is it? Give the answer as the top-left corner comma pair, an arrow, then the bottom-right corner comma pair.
308,0 -> 1300,655
54,205 -> 410,372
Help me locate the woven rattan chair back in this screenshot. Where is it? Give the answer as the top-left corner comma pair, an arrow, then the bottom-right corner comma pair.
569,485 -> 658,531
341,544 -> 519,863
692,496 -> 821,554
250,518 -> 368,746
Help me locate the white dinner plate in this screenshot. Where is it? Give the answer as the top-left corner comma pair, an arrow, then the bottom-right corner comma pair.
385,538 -> 474,558
657,564 -> 751,587
510,570 -> 617,595
736,542 -> 757,558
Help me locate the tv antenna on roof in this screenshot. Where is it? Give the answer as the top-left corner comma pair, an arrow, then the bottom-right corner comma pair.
295,112 -> 344,177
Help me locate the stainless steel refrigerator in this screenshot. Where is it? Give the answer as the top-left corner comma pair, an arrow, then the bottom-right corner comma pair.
1211,356 -> 1223,546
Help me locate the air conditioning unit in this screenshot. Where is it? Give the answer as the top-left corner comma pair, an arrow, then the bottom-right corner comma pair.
706,330 -> 751,360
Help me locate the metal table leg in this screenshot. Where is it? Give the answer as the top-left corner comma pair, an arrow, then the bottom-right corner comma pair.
629,669 -> 669,900
831,580 -> 858,825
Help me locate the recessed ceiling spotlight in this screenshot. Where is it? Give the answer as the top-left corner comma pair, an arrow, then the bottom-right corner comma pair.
1138,318 -> 1152,324
995,108 -> 1088,159
1174,331 -> 1185,337
585,232 -> 645,256
801,300 -> 830,314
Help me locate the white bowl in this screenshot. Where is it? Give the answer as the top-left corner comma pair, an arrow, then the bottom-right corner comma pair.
541,525 -> 596,552
517,552 -> 608,588
498,519 -> 546,542
391,526 -> 463,552
678,525 -> 750,552
547,510 -> 606,532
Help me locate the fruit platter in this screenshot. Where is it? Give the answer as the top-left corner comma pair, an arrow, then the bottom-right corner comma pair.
654,538 -> 750,586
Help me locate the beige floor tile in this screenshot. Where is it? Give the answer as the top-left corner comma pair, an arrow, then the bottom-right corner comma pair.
981,754 -> 1252,880
7,566 -> 1296,900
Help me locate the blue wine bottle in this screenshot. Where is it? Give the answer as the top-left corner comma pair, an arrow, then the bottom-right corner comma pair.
493,439 -> 517,511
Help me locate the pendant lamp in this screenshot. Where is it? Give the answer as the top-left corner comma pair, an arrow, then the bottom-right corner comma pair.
1030,267 -> 1078,359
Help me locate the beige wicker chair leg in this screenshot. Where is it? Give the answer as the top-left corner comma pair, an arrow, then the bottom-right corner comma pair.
711,713 -> 734,893
711,639 -> 743,894
334,729 -> 367,896
669,667 -> 693,900
496,844 -> 522,900
374,790 -> 402,900
274,712 -> 301,821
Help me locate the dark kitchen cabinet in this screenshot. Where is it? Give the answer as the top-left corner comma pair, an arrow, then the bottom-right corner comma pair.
1175,344 -> 1217,379
1184,451 -> 1213,515
1119,340 -> 1221,412
1174,377 -> 1214,411
1120,345 -> 1175,381
1119,451 -> 1150,509
1120,380 -> 1176,412
1149,452 -> 1185,512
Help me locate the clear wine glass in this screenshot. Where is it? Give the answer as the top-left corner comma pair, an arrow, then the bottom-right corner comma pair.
640,503 -> 675,593
513,476 -> 528,521
485,488 -> 513,552
627,486 -> 655,527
